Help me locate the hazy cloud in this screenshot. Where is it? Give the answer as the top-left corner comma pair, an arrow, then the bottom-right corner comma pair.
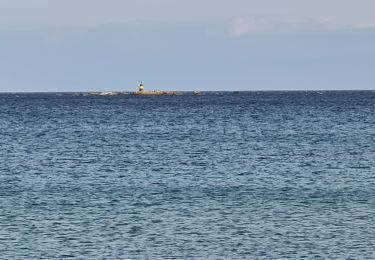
228,16 -> 373,37
1,0 -> 375,31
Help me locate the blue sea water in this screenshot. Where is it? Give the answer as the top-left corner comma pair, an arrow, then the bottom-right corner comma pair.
1,91 -> 375,259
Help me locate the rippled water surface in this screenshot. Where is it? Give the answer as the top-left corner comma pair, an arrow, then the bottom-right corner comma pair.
1,91 -> 375,259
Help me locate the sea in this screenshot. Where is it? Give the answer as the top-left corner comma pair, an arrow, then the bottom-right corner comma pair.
1,91 -> 375,259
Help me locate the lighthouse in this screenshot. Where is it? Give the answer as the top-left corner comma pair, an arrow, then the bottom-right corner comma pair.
138,82 -> 144,92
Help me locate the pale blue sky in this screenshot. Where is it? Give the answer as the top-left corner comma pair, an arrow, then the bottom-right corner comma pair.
0,0 -> 375,91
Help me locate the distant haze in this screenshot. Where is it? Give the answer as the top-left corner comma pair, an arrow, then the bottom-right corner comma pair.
1,0 -> 375,91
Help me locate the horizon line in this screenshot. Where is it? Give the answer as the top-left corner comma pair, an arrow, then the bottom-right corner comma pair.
1,89 -> 375,94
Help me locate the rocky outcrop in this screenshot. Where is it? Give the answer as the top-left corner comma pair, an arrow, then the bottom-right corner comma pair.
132,90 -> 180,95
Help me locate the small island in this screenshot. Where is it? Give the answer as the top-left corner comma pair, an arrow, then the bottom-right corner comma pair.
74,83 -> 182,96
132,82 -> 180,95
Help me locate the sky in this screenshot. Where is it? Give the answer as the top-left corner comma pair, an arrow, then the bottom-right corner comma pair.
0,0 -> 375,91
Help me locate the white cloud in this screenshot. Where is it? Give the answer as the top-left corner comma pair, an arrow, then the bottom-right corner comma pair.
227,16 -> 375,37
349,23 -> 375,30
229,16 -> 334,37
